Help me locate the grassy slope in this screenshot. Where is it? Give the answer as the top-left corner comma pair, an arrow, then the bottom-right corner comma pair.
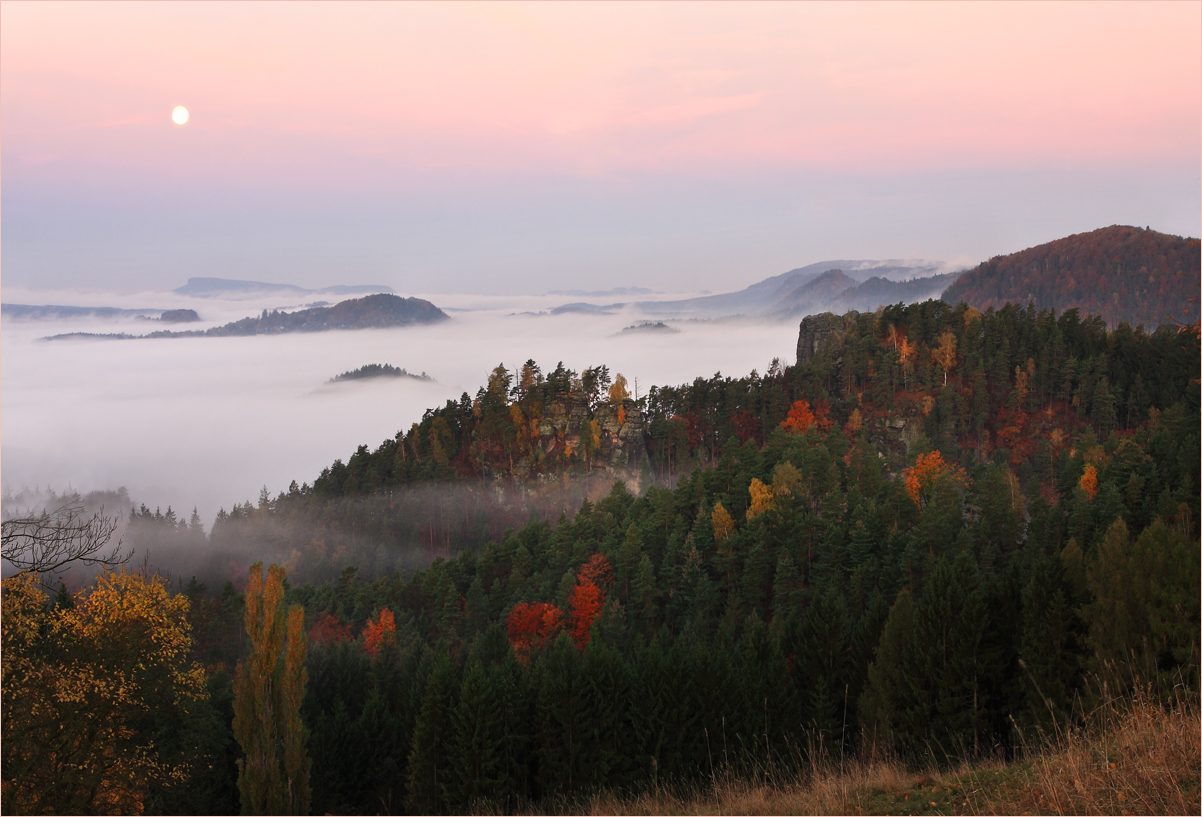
513,692 -> 1198,816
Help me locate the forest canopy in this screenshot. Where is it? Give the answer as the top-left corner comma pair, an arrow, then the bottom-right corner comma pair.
4,297 -> 1199,814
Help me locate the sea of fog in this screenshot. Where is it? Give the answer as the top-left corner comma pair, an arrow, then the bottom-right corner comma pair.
1,288 -> 800,526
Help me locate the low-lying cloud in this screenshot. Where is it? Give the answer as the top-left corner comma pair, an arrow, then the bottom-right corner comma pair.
2,289 -> 799,529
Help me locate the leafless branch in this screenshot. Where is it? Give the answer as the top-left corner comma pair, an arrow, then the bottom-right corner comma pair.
1,503 -> 127,576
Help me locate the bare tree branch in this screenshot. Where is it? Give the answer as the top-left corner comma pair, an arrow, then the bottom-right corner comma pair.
1,503 -> 127,576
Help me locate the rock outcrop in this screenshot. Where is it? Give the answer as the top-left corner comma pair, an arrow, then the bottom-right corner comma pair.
796,311 -> 859,366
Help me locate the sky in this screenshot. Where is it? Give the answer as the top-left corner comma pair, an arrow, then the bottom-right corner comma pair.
2,0 -> 1200,295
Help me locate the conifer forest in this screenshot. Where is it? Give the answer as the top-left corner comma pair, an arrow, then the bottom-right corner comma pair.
3,300 -> 1199,814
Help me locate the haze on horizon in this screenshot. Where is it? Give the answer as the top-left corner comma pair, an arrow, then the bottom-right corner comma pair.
2,1 -> 1199,296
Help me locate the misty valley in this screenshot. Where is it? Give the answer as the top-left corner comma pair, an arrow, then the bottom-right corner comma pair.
3,229 -> 1200,815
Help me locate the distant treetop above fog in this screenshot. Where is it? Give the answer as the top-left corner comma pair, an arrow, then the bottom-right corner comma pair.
328,364 -> 432,383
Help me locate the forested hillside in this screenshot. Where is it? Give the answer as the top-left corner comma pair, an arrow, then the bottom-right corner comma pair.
4,299 -> 1198,814
942,225 -> 1200,329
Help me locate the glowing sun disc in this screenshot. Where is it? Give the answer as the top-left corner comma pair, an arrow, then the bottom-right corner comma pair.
172,106 -> 189,125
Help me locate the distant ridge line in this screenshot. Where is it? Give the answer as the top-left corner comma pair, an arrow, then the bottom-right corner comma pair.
173,277 -> 394,298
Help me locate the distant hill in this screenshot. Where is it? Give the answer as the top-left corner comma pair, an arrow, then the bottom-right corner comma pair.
183,294 -> 448,336
1,303 -> 160,320
768,269 -> 964,319
173,277 -> 394,299
772,269 -> 859,315
942,226 -> 1201,329
639,259 -> 946,317
832,270 -> 964,314
45,294 -> 448,341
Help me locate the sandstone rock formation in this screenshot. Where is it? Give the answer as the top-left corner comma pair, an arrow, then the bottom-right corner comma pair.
796,311 -> 860,366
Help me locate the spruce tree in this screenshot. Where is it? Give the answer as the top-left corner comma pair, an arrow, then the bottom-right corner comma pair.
406,654 -> 458,811
445,660 -> 505,810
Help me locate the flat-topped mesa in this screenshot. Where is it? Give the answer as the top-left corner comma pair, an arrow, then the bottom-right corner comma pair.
796,310 -> 859,367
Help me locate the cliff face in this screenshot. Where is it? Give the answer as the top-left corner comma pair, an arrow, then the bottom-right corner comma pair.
796,311 -> 860,366
529,396 -> 646,473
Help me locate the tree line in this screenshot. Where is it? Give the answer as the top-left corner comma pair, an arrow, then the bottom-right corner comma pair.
3,299 -> 1198,813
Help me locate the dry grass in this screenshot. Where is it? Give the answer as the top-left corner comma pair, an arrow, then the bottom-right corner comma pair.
1000,687 -> 1200,816
501,688 -> 1199,816
576,758 -> 914,816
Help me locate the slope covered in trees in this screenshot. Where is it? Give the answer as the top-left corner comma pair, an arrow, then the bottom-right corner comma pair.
6,298 -> 1198,814
942,225 -> 1200,329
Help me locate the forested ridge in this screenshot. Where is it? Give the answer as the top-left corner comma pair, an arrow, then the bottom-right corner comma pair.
942,225 -> 1200,330
4,299 -> 1199,814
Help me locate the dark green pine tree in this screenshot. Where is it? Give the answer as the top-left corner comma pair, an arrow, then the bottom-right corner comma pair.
796,589 -> 851,747
444,660 -> 506,811
771,552 -> 802,622
738,542 -> 775,620
577,640 -> 634,792
899,553 -> 991,761
356,639 -> 414,813
534,632 -> 586,797
492,652 -> 535,809
1017,553 -> 1083,736
405,654 -> 458,812
857,589 -> 916,749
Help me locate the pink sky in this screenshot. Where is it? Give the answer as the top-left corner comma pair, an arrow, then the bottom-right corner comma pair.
2,1 -> 1199,292
5,2 -> 1198,187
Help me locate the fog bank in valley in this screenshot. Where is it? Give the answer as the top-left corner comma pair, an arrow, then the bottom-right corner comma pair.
2,288 -> 799,533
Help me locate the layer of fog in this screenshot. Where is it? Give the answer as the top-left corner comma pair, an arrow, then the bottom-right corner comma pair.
2,288 -> 799,531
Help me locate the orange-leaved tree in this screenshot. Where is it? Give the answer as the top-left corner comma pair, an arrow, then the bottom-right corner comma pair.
1079,464 -> 1099,501
232,562 -> 310,816
362,607 -> 397,659
780,399 -> 816,433
578,552 -> 614,590
905,450 -> 962,507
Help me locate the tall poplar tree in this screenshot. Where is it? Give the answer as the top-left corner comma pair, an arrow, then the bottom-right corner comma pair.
233,562 -> 311,815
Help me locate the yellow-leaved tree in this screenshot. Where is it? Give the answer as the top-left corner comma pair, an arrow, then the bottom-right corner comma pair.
232,562 -> 311,815
1,568 -> 208,815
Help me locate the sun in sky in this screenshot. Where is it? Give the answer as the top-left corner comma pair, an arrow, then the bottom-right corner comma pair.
171,105 -> 189,125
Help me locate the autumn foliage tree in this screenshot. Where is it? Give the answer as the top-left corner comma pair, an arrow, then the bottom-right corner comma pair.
233,562 -> 311,815
746,478 -> 775,520
307,611 -> 352,647
566,554 -> 612,649
905,450 -> 961,507
711,502 -> 735,544
1,569 -> 208,815
506,601 -> 564,663
780,399 -> 816,433
1079,463 -> 1099,501
567,581 -> 604,650
362,607 -> 397,659
932,330 -> 958,386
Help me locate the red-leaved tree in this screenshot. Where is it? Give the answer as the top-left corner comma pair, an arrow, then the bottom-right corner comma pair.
308,611 -> 352,647
506,601 -> 563,663
567,580 -> 604,650
361,608 -> 396,659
